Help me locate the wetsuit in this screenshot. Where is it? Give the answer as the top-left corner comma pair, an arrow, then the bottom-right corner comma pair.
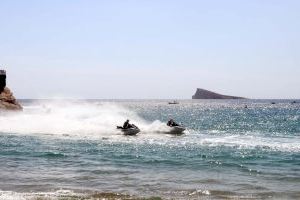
123,121 -> 129,128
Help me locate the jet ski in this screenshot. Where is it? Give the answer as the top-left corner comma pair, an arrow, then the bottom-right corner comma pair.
167,126 -> 186,135
168,100 -> 179,104
117,124 -> 140,136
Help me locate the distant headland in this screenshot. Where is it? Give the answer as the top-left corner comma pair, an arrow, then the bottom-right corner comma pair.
0,69 -> 22,110
192,88 -> 245,99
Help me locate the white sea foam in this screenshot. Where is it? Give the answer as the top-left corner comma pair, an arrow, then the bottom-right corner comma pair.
0,189 -> 85,200
192,133 -> 300,152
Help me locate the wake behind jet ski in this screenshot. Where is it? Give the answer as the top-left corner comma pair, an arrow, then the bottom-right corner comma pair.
117,120 -> 140,136
166,119 -> 186,135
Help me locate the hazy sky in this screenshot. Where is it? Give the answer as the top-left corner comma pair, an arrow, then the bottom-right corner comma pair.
0,0 -> 299,99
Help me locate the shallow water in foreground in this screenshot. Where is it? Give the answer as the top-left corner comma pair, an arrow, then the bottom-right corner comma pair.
0,99 -> 299,199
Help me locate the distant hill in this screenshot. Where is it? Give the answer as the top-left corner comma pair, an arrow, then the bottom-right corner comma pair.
192,88 -> 245,99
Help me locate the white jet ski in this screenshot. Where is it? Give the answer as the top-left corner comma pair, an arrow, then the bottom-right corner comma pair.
167,126 -> 186,135
117,124 -> 140,136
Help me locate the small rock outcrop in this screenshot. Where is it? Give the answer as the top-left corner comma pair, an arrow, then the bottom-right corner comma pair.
0,70 -> 22,111
192,88 -> 245,99
0,87 -> 22,110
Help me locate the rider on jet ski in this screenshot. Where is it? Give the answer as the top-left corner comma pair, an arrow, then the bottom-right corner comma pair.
167,119 -> 179,127
123,119 -> 134,129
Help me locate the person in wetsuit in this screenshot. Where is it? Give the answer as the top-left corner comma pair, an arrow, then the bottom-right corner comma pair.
167,119 -> 179,127
123,119 -> 133,129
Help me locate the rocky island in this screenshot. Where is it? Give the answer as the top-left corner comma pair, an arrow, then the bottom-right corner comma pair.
0,70 -> 22,110
192,88 -> 245,99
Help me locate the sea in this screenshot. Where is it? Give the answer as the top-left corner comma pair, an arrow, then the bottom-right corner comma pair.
0,99 -> 299,200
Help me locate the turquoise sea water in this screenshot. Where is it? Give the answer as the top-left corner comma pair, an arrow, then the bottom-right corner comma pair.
0,100 -> 299,199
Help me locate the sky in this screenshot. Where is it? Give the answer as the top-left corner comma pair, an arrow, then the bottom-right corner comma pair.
0,0 -> 299,99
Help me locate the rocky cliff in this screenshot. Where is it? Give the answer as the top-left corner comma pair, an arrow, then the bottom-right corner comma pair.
192,88 -> 245,99
0,70 -> 22,111
0,87 -> 22,110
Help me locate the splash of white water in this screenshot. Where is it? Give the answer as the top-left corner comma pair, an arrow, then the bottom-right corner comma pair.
0,100 -> 167,138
